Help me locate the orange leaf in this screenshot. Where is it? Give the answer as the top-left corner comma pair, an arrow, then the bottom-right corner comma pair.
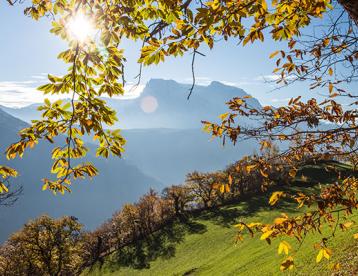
328,67 -> 333,76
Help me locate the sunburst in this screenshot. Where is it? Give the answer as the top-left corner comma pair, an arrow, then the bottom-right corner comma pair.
66,12 -> 95,43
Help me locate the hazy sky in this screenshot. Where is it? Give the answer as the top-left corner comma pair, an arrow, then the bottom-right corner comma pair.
0,3 -> 356,108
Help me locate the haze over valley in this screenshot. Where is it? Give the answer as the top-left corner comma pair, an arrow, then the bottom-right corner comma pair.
0,79 -> 259,242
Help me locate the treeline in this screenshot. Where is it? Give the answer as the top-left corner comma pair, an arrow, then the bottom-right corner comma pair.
0,149 -> 295,275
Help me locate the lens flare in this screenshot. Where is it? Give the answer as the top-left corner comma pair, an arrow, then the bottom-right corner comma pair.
140,96 -> 159,113
67,12 -> 94,43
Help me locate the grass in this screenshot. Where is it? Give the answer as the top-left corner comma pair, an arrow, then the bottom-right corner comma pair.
85,162 -> 358,276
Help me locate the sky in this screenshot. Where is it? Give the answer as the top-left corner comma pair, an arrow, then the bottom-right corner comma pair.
0,2 -> 356,108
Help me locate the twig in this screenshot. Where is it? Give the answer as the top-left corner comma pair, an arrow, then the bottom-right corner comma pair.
187,50 -> 197,100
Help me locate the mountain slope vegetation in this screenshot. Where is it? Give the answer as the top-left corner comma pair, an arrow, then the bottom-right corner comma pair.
85,163 -> 358,276
88,205 -> 357,276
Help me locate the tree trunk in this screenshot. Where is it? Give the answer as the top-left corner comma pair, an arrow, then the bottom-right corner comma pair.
339,0 -> 358,25
239,184 -> 245,197
174,198 -> 180,216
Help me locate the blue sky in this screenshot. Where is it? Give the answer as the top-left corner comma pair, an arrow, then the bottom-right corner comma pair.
0,3 -> 355,108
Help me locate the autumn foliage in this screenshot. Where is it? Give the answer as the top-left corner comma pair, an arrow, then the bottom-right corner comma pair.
0,216 -> 84,276
1,0 -> 358,274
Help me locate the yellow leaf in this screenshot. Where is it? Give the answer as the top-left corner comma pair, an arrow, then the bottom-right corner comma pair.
323,38 -> 330,46
246,164 -> 257,173
316,249 -> 324,263
274,217 -> 287,224
234,98 -> 244,105
85,119 -> 93,126
329,92 -> 339,98
234,223 -> 245,230
354,233 -> 358,239
219,112 -> 229,120
269,50 -> 280,59
220,185 -> 225,193
316,248 -> 331,263
269,191 -> 284,205
247,222 -> 262,228
0,183 -> 8,193
260,230 -> 274,240
343,221 -> 353,229
278,241 -> 291,255
323,248 -> 331,260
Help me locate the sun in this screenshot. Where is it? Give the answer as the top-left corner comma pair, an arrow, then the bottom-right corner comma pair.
66,12 -> 95,43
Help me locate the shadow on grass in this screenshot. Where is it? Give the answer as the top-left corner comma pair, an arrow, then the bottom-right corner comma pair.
107,218 -> 207,270
199,189 -> 300,228
199,161 -> 357,228
295,160 -> 358,184
104,161 -> 357,271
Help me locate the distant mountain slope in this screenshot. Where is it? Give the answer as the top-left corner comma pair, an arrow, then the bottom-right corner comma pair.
0,110 -> 162,243
2,79 -> 261,129
0,103 -> 42,124
0,108 -> 28,138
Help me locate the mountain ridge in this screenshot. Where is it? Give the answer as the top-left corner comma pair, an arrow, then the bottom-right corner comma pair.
1,79 -> 262,129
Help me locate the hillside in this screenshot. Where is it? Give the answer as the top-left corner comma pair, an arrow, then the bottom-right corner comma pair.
0,109 -> 163,242
86,163 -> 358,276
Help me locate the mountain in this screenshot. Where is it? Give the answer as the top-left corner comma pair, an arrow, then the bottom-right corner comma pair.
0,80 -> 260,242
0,103 -> 42,124
0,108 -> 28,140
108,79 -> 261,129
0,110 -> 162,243
1,79 -> 261,184
2,79 -> 262,129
